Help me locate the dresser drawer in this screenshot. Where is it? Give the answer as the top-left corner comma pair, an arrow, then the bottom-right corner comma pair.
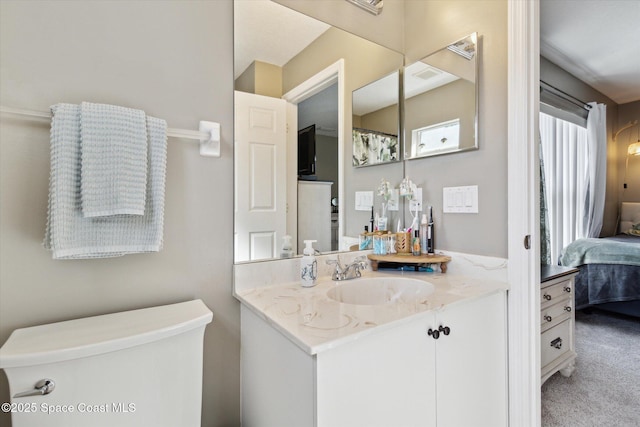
541,299 -> 572,331
541,279 -> 572,307
541,319 -> 571,369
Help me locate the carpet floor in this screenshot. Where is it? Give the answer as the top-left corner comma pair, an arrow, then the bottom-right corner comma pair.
541,309 -> 640,427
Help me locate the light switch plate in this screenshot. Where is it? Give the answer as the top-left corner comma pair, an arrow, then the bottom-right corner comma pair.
443,185 -> 478,213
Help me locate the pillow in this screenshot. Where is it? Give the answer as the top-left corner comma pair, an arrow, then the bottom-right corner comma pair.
625,223 -> 640,236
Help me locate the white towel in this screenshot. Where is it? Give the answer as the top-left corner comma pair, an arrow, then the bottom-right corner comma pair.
44,103 -> 168,259
80,102 -> 148,217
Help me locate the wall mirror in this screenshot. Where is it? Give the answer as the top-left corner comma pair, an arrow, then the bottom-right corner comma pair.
233,0 -> 403,263
352,71 -> 400,167
404,33 -> 478,159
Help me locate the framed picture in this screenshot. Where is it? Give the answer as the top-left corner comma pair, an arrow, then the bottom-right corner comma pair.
352,128 -> 399,167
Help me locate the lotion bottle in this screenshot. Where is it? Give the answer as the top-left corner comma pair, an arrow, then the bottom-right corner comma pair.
300,240 -> 318,287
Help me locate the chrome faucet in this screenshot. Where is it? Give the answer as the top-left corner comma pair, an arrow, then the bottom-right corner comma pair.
326,255 -> 368,281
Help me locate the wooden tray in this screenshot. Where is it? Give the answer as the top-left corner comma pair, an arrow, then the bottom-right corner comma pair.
367,253 -> 451,273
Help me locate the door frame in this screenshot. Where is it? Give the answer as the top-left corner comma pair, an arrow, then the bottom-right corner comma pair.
282,59 -> 345,251
507,0 -> 541,426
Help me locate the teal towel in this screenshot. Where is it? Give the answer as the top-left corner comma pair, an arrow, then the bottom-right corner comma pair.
44,103 -> 167,259
80,102 -> 148,217
559,238 -> 640,267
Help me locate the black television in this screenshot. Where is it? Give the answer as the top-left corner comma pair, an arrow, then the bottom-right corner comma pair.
298,124 -> 316,179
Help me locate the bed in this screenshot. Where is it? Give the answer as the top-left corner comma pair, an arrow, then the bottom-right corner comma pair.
559,202 -> 640,317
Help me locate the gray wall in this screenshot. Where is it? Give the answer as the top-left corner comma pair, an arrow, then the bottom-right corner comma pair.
618,101 -> 640,205
404,0 -> 508,257
0,1 -> 238,426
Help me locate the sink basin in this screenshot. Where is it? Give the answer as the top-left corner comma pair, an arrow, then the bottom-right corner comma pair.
326,277 -> 434,306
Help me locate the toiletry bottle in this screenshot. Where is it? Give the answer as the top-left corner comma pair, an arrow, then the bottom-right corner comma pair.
280,235 -> 293,258
300,240 -> 318,287
412,230 -> 421,256
420,214 -> 428,255
427,206 -> 435,254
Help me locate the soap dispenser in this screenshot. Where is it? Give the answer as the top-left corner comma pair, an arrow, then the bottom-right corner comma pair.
280,235 -> 293,258
300,240 -> 318,287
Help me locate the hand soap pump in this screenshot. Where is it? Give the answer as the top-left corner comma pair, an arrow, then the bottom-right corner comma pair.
300,240 -> 318,287
280,235 -> 293,258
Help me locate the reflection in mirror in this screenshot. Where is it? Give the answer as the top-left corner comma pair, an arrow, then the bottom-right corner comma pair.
404,33 -> 478,159
352,71 -> 400,167
234,0 -> 403,263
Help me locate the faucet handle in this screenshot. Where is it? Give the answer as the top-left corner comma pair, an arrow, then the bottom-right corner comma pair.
326,256 -> 344,271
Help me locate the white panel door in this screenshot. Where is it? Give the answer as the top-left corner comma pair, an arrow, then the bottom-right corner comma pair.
235,91 -> 287,262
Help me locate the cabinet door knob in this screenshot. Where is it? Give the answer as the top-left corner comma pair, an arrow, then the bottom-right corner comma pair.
427,328 -> 440,339
543,294 -> 552,301
550,337 -> 563,349
544,315 -> 552,322
564,306 -> 572,312
438,325 -> 451,336
564,286 -> 571,293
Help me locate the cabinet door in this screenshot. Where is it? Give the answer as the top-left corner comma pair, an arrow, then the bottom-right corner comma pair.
241,306 -> 315,427
435,291 -> 508,427
317,312 -> 437,427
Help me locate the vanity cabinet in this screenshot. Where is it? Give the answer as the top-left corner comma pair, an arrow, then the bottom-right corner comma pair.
241,291 -> 507,427
540,265 -> 578,384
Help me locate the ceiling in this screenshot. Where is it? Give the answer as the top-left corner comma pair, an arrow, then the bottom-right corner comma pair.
540,0 -> 640,105
236,0 -> 640,110
234,0 -> 329,79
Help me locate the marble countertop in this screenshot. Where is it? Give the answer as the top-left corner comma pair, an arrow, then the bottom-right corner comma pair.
235,270 -> 508,355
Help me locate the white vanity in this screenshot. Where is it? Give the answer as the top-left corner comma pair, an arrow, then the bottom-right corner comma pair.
235,253 -> 509,427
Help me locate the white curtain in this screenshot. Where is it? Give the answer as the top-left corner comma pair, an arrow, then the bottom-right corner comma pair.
584,102 -> 607,237
539,112 -> 588,263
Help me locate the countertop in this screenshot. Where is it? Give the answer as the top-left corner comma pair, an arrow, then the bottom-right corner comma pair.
540,265 -> 579,284
236,271 -> 508,355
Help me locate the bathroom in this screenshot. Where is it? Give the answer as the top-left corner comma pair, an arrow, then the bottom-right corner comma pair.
1,1 -> 533,426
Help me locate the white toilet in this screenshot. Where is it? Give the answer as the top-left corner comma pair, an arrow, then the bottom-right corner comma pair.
0,299 -> 212,427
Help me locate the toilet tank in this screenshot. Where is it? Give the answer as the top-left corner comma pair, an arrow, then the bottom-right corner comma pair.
0,299 -> 213,427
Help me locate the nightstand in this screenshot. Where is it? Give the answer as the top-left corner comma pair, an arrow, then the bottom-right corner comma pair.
540,265 -> 579,384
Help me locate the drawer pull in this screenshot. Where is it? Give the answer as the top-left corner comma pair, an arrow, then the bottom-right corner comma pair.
564,306 -> 572,312
544,315 -> 552,322
427,328 -> 440,340
543,294 -> 552,301
564,286 -> 571,293
550,337 -> 563,349
438,325 -> 451,336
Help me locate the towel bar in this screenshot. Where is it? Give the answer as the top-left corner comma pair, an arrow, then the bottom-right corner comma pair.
0,105 -> 221,157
